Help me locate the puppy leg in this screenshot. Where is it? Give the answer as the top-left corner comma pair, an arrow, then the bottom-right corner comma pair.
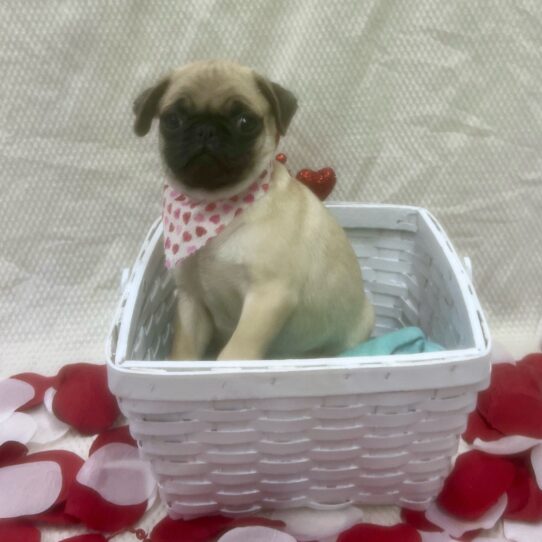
170,293 -> 213,360
218,283 -> 297,360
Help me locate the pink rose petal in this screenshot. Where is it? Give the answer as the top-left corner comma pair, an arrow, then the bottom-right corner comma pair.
473,436 -> 542,456
12,373 -> 56,410
0,412 -> 37,446
43,387 -> 56,413
426,494 -> 508,538
0,460 -> 62,518
217,526 -> 296,542
30,404 -> 70,444
76,442 -> 155,506
503,519 -> 542,542
268,506 -> 364,541
0,379 -> 35,422
530,443 -> 542,490
419,532 -> 456,542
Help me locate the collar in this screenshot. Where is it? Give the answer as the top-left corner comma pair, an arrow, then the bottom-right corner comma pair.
162,162 -> 273,268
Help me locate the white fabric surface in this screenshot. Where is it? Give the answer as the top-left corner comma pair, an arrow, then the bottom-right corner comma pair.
1,1 -> 541,540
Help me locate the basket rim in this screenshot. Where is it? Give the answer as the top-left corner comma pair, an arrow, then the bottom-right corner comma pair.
107,203 -> 491,384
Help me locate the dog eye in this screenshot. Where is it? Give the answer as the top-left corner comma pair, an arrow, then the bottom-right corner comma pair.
161,112 -> 183,131
235,114 -> 258,133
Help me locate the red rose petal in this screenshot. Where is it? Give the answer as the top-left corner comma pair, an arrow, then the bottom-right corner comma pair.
462,410 -> 504,444
437,450 -> 515,520
150,515 -> 234,542
518,353 -> 542,384
15,450 -> 84,506
505,465 -> 542,522
401,508 -> 443,532
477,363 -> 542,438
337,523 -> 421,542
52,364 -> 120,435
0,442 -> 27,466
0,522 -> 41,542
60,535 -> 107,542
27,502 -> 80,526
89,425 -> 136,456
12,373 -> 56,411
65,481 -> 146,532
0,379 -> 35,421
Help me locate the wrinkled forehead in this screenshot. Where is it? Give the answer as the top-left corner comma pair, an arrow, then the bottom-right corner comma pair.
160,63 -> 268,115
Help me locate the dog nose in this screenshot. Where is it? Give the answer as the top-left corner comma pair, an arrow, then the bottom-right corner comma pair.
195,123 -> 218,145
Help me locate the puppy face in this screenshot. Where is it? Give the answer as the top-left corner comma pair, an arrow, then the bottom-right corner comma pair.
133,60 -> 297,196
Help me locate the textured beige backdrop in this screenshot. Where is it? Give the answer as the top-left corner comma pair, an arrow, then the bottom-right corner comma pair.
0,2 -> 540,538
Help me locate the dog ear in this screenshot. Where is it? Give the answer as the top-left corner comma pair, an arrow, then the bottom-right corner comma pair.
133,77 -> 170,137
255,75 -> 298,136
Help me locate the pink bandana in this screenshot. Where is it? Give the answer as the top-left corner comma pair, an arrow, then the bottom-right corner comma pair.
162,165 -> 273,268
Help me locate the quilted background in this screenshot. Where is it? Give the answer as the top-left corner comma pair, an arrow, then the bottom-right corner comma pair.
2,1 -> 541,539
1,1 -> 542,371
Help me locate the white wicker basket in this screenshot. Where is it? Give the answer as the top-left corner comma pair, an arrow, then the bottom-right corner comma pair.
107,204 -> 491,519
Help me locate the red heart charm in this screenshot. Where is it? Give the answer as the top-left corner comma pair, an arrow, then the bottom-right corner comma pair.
296,167 -> 336,200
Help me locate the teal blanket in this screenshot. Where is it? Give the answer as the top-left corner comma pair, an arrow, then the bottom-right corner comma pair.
340,326 -> 444,357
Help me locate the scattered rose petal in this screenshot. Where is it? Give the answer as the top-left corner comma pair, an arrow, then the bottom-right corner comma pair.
505,465 -> 542,522
477,363 -> 542,438
150,515 -> 234,542
426,494 -> 508,538
76,443 -> 155,506
0,442 -> 27,466
53,363 -> 120,435
418,532 -> 456,542
29,404 -> 70,444
473,436 -> 542,456
60,535 -> 108,542
437,451 -> 515,520
530,443 -> 542,490
65,480 -> 146,532
503,519 -> 542,542
0,412 -> 37,447
0,522 -> 41,542
15,450 -> 84,505
146,486 -> 158,512
12,373 -> 56,410
463,410 -> 504,444
518,353 -> 542,384
337,523 -> 421,542
231,518 -> 285,530
0,379 -> 35,422
269,506 -> 364,541
89,425 -> 136,456
27,501 -> 81,526
0,460 -> 62,518
217,526 -> 295,542
43,387 -> 56,413
401,509 -> 443,532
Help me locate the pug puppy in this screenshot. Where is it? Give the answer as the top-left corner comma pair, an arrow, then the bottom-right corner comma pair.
133,60 -> 374,360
